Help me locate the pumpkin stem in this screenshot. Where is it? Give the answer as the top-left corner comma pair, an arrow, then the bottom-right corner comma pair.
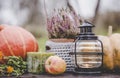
108,26 -> 112,36
0,25 -> 9,31
0,25 -> 4,31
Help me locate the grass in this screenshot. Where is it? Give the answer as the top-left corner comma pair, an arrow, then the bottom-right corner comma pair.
37,36 -> 48,52
36,26 -> 48,52
36,29 -> 108,52
36,27 -> 120,52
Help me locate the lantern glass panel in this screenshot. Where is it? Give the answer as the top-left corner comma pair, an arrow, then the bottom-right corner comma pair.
74,40 -> 102,69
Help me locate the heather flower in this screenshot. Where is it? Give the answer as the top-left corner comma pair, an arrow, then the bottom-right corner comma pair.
47,8 -> 81,39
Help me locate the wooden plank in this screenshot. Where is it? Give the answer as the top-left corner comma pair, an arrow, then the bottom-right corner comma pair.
1,73 -> 120,78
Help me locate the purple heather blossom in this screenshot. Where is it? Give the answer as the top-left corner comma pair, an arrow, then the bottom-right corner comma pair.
47,8 -> 81,38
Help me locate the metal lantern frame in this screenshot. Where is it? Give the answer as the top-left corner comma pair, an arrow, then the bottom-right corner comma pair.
73,21 -> 104,74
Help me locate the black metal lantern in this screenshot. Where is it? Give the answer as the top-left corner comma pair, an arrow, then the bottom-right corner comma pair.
73,21 -> 103,74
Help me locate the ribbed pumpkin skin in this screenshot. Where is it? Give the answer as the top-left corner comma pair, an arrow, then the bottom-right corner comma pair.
0,25 -> 38,59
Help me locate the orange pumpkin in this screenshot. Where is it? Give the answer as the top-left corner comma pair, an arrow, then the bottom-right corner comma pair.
0,25 -> 38,60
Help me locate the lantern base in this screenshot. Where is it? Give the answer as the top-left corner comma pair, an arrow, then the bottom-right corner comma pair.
73,67 -> 102,75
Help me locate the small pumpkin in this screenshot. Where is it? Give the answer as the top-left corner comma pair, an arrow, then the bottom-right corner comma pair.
110,33 -> 120,69
98,35 -> 114,70
0,25 -> 38,61
98,26 -> 120,71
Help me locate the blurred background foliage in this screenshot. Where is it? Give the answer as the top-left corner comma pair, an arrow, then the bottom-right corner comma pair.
0,0 -> 120,51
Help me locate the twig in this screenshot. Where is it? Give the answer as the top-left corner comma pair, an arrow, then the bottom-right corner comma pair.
108,26 -> 113,36
92,0 -> 101,23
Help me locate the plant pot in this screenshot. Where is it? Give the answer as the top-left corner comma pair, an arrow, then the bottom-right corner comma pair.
45,38 -> 74,72
49,38 -> 74,42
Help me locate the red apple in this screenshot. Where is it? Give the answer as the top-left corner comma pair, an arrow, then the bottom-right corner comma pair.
45,55 -> 66,75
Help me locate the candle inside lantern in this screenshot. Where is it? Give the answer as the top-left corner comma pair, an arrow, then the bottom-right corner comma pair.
84,64 -> 90,68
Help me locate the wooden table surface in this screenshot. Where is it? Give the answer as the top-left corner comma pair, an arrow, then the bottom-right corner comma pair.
1,73 -> 120,78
